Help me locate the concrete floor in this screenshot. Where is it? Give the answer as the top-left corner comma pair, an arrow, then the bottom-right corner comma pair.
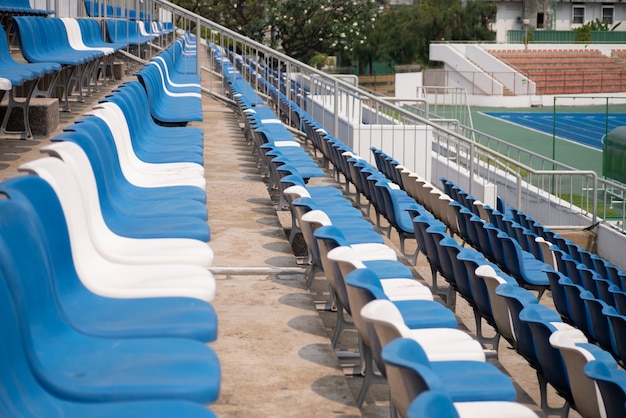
0,50 -> 583,418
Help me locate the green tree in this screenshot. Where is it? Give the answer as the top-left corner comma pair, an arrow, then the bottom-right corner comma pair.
355,0 -> 496,70
268,0 -> 380,65
171,0 -> 275,42
574,18 -> 622,43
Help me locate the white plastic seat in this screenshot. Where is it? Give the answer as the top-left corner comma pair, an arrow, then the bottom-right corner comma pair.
61,18 -> 114,55
19,157 -> 215,302
86,103 -> 205,185
145,59 -> 202,98
150,57 -> 202,89
474,264 -> 517,345
39,142 -> 213,267
327,246 -> 432,301
549,328 -> 611,418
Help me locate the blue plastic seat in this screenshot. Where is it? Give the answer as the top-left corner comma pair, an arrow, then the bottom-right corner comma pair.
560,277 -> 593,337
87,101 -> 204,165
135,62 -> 203,125
406,391 -> 539,418
105,19 -> 153,45
48,135 -> 208,221
61,116 -> 206,203
23,153 -> 211,243
13,16 -> 105,110
0,266 -> 217,418
0,21 -> 61,138
440,238 -> 485,310
581,293 -> 613,350
611,287 -> 626,315
584,360 -> 626,418
519,305 -> 573,415
459,250 -> 504,348
76,17 -> 127,51
544,268 -> 574,324
381,338 -> 517,409
0,198 -> 221,404
0,0 -> 53,14
374,180 -> 418,255
344,269 -> 458,331
0,175 -> 217,342
601,306 -> 626,365
495,284 -> 539,359
429,228 -> 463,307
498,232 -> 550,300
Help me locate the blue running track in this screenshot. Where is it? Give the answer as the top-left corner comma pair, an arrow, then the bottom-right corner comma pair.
482,112 -> 626,150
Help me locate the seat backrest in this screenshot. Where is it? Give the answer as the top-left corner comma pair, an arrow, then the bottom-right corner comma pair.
602,306 -> 626,365
519,304 -> 573,404
360,299 -> 410,355
475,265 -> 517,344
583,360 -> 626,418
381,338 -> 441,418
582,293 -> 613,351
484,224 -> 506,265
440,240 -> 475,303
459,253 -> 494,320
560,278 -> 592,336
406,391 -> 460,418
0,195 -> 76,359
563,257 -> 584,287
499,234 -> 525,279
0,175 -> 88,313
84,1 -> 105,17
545,268 -> 571,320
550,329 -> 610,418
429,229 -> 456,284
495,283 -> 539,363
0,250 -> 68,417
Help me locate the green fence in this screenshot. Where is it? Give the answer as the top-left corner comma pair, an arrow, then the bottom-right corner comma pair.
508,29 -> 626,44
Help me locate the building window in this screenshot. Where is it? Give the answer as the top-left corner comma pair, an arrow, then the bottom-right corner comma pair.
602,6 -> 614,25
537,12 -> 545,29
572,6 -> 585,24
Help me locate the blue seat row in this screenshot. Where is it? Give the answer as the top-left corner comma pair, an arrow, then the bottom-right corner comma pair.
135,42 -> 203,125
443,175 -> 626,291
0,32 -> 219,415
104,18 -> 155,46
84,0 -> 150,20
0,24 -> 61,138
12,16 -> 111,111
0,0 -> 53,16
211,44 -> 324,187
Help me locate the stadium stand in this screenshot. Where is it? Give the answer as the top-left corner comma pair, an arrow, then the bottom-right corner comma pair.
2,2 -> 626,417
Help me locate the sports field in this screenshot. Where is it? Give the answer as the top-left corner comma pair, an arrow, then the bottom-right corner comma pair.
469,106 -> 620,175
481,112 -> 626,150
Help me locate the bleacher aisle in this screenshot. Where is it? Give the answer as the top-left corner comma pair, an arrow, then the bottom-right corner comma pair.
200,73 -> 368,416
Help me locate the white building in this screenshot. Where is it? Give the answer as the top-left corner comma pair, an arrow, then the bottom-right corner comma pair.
493,0 -> 626,43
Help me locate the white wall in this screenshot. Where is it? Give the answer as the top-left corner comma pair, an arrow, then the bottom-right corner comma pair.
494,1 -> 523,43
430,44 -> 503,95
395,72 -> 423,99
307,94 -> 433,177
